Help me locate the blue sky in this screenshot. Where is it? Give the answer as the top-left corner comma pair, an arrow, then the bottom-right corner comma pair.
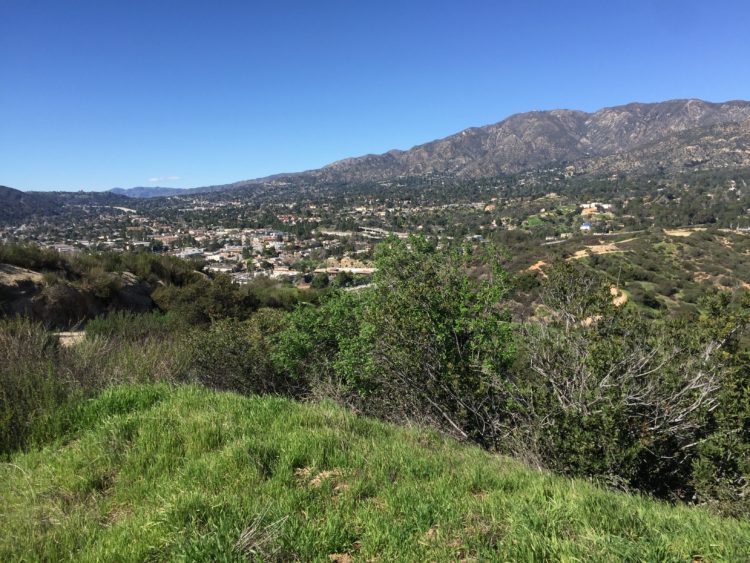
1,0 -> 749,191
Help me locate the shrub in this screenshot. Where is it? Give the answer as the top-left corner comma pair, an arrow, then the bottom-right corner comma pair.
273,291 -> 366,404
85,310 -> 184,342
0,318 -> 63,457
691,294 -> 750,517
275,236 -> 516,443
189,309 -> 292,395
510,262 -> 748,500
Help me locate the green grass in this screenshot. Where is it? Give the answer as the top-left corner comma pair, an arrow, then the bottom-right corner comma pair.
2,385 -> 749,561
523,215 -> 545,228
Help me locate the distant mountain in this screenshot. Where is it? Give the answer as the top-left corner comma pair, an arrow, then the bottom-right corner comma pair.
295,99 -> 750,183
0,185 -> 134,223
4,99 -> 747,204
111,186 -> 185,198
574,117 -> 750,176
109,98 -> 750,198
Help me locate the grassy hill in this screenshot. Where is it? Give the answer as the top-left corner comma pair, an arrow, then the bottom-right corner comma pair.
1,385 -> 749,561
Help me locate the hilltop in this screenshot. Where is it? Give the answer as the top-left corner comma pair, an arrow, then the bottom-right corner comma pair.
2,384 -> 749,561
0,185 -> 135,223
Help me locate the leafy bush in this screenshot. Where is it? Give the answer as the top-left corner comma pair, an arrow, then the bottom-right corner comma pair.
189,309 -> 292,395
273,291 -> 367,404
691,294 -> 750,516
275,236 -> 516,442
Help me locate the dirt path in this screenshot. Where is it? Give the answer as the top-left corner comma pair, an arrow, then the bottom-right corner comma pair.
663,228 -> 706,237
55,331 -> 85,347
570,244 -> 624,259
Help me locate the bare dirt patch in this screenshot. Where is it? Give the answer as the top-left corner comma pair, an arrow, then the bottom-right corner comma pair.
570,244 -> 623,260
611,286 -> 628,307
55,331 -> 85,347
0,263 -> 44,286
526,260 -> 548,277
663,228 -> 706,237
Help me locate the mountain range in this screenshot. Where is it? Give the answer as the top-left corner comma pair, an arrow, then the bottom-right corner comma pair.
3,99 -> 750,204
103,98 -> 750,198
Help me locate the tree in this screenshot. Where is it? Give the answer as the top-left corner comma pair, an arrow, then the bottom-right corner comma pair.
331,271 -> 354,288
357,236 -> 515,443
511,261 -> 747,498
311,272 -> 329,289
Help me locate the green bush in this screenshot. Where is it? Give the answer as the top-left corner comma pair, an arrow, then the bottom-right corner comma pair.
691,295 -> 750,516
0,318 -> 63,457
275,236 -> 516,443
188,309 -> 292,395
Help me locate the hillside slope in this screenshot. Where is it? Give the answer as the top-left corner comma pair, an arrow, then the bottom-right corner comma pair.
309,99 -> 750,182
0,185 -> 136,223
2,384 -> 748,561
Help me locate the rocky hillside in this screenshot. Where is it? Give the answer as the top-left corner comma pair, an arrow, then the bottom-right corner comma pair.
300,99 -> 750,182
573,117 -> 750,176
0,263 -> 153,328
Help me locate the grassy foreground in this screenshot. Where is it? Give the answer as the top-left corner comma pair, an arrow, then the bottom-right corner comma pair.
1,385 -> 749,561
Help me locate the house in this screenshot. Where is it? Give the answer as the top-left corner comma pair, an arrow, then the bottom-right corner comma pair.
205,264 -> 236,274
177,248 -> 204,259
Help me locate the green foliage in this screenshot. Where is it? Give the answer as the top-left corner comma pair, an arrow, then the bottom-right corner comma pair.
153,275 -> 320,325
360,236 -> 515,442
85,310 -> 185,342
0,242 -> 65,271
512,262 -> 750,503
188,309 -> 293,395
275,236 -> 516,441
0,242 -> 203,287
2,384 -> 748,561
3,237 -> 750,519
152,276 -> 257,324
0,318 -> 63,457
691,293 -> 750,516
330,270 -> 354,288
311,272 -> 329,289
0,317 -> 194,458
273,291 -> 367,402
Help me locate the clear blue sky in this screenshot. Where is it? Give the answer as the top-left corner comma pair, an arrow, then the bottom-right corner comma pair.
2,0 -> 749,191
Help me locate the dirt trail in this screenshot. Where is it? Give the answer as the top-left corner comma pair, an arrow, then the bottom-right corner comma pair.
55,331 -> 85,347
663,228 -> 706,237
571,244 -> 623,259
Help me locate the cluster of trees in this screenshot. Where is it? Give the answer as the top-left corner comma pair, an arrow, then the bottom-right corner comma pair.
266,238 -> 750,515
0,242 -> 326,328
1,236 -> 749,517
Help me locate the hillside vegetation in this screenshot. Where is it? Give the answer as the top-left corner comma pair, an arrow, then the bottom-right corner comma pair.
2,384 -> 749,562
2,237 -> 750,559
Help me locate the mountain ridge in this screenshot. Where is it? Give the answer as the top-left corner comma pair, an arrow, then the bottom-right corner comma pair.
111,98 -> 750,197
7,98 -> 750,199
